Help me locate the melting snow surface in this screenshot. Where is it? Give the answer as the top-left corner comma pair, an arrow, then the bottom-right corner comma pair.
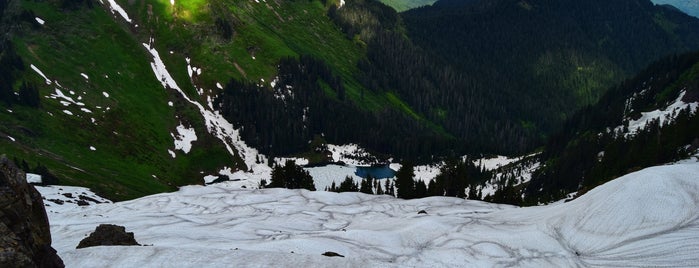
43,160 -> 699,267
305,164 -> 364,191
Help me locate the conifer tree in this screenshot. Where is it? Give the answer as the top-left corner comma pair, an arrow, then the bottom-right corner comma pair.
338,176 -> 358,192
268,160 -> 316,191
360,177 -> 374,194
395,162 -> 415,199
414,180 -> 427,198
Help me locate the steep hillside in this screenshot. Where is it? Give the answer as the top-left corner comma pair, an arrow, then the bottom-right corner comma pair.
525,51 -> 699,203
402,0 -> 699,148
1,0 -> 240,200
0,0 -> 462,204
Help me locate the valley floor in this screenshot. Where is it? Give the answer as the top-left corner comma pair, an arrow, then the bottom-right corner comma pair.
39,159 -> 699,267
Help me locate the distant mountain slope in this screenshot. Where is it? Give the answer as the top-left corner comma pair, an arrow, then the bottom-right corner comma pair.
378,0 -> 437,11
525,51 -> 699,203
653,0 -> 699,17
402,0 -> 699,144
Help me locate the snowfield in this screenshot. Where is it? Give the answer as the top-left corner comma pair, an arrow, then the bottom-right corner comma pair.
39,160 -> 699,267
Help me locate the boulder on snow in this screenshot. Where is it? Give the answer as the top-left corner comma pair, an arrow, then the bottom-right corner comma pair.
0,155 -> 64,267
77,224 -> 140,249
322,251 -> 344,257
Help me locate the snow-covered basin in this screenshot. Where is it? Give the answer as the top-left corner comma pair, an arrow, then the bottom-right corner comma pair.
41,161 -> 699,267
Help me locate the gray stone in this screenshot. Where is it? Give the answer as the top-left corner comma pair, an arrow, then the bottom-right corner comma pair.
77,224 -> 140,249
0,155 -> 64,268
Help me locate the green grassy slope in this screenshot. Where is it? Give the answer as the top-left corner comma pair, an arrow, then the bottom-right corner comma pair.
1,0 -> 236,200
0,0 -> 423,200
133,0 -> 388,109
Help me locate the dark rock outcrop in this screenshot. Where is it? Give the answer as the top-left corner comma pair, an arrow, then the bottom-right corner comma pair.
76,224 -> 140,249
322,251 -> 345,257
0,155 -> 64,268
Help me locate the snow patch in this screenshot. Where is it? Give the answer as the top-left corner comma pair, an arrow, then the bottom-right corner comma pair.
172,123 -> 197,154
102,92 -> 110,98
305,164 -> 366,191
274,157 -> 309,166
36,185 -> 111,213
7,136 -> 15,142
472,155 -> 519,171
89,146 -> 96,151
49,89 -> 85,107
35,17 -> 45,25
326,144 -> 378,166
104,0 -> 132,23
26,173 -> 42,184
63,110 -> 73,115
30,64 -> 52,85
413,164 -> 443,183
80,73 -> 89,80
616,90 -> 699,137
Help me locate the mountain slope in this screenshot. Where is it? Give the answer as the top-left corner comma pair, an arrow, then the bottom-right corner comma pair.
525,51 -> 699,203
653,0 -> 699,18
401,0 -> 699,146
1,0 -> 240,200
0,0 -> 454,200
